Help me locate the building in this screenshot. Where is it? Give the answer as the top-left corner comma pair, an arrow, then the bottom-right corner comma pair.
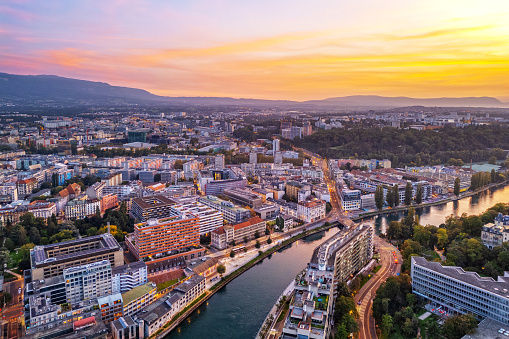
65,199 -> 101,220
102,172 -> 123,187
137,298 -> 176,337
17,177 -> 37,195
297,199 -> 326,223
254,204 -> 279,220
249,151 -> 257,164
0,183 -> 18,202
411,256 -> 509,323
170,199 -> 223,235
101,193 -> 119,212
126,215 -> 200,260
86,182 -> 106,199
222,188 -> 263,208
481,213 -> 509,249
122,282 -> 157,317
211,216 -> 266,250
112,261 -> 148,294
63,260 -> 113,305
139,170 -> 155,184
28,201 -> 57,218
30,233 -> 124,280
274,151 -> 283,165
170,275 -> 206,310
198,195 -> 250,224
340,189 -> 361,211
130,195 -> 176,222
273,139 -> 280,152
98,293 -> 124,325
215,154 -> 225,169
312,224 -> 373,283
302,121 -> 312,136
111,316 -> 144,339
285,181 -> 305,199
128,130 -> 148,143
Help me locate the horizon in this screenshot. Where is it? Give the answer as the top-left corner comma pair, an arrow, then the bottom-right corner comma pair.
1,1 -> 509,101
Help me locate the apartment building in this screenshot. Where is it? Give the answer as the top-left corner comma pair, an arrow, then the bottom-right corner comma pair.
30,233 -> 124,280
27,201 -> 57,218
122,282 -> 157,317
169,275 -> 206,310
126,215 -> 200,260
86,181 -> 106,199
198,195 -> 250,224
101,193 -> 119,212
65,199 -> 101,220
63,260 -> 113,305
0,183 -> 18,202
170,199 -> 223,235
98,293 -> 124,325
411,256 -> 509,323
130,195 -> 176,222
340,189 -> 361,211
17,177 -> 37,195
211,216 -> 266,250
101,172 -> 123,186
481,213 -> 509,249
297,199 -> 326,223
112,261 -> 148,294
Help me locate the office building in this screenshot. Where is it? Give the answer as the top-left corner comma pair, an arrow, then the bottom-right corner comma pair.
170,199 -> 223,235
112,261 -> 148,294
126,215 -> 200,260
273,139 -> 280,153
98,293 -> 124,325
63,260 -> 113,305
130,195 -> 176,222
222,188 -> 263,208
412,256 -> 509,323
211,216 -> 266,250
30,233 -> 124,280
340,189 -> 361,211
198,195 -> 250,224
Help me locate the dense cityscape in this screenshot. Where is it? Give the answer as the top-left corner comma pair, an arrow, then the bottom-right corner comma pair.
2,1 -> 509,339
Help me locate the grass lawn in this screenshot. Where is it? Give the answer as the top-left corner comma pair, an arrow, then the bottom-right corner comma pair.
8,251 -> 24,269
156,278 -> 182,292
372,265 -> 382,274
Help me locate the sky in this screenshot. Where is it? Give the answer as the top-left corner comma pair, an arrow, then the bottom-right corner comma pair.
1,0 -> 509,101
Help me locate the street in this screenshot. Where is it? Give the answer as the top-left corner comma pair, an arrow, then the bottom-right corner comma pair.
355,237 -> 401,339
1,270 -> 24,339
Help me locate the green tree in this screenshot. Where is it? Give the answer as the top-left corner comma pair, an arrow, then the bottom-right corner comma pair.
267,237 -> 272,245
386,186 -> 395,208
29,227 -> 41,245
3,238 -> 14,251
437,228 -> 448,249
217,264 -> 226,277
229,250 -> 235,258
335,323 -> 348,339
393,184 -> 400,206
488,155 -> 497,165
426,320 -> 441,339
442,314 -> 477,339
404,182 -> 413,205
381,314 -> 393,337
375,185 -> 384,210
255,240 -> 261,249
415,184 -> 423,204
454,177 -> 461,196
387,221 -> 402,239
243,236 -> 248,244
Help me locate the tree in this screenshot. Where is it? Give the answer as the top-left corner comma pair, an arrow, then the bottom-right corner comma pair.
375,185 -> 384,210
3,238 -> 14,251
254,231 -> 260,239
426,320 -> 441,339
243,236 -> 248,244
488,155 -> 497,165
393,184 -> 400,206
415,184 -> 423,204
265,227 -> 270,236
437,228 -> 448,249
267,237 -> 272,245
442,314 -> 477,339
229,250 -> 235,258
255,240 -> 261,249
29,227 -> 41,245
386,186 -> 395,208
217,264 -> 226,277
454,177 -> 461,196
381,314 -> 393,337
404,182 -> 413,205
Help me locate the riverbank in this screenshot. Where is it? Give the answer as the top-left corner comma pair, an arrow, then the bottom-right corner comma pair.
353,180 -> 509,222
152,221 -> 344,339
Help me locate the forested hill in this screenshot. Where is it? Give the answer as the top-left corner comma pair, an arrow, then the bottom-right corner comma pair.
295,125 -> 509,166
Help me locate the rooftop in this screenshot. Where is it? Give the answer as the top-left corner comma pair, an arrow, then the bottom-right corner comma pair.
122,282 -> 156,305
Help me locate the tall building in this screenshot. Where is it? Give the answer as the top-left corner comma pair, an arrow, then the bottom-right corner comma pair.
215,154 -> 225,169
249,151 -> 257,164
63,260 -> 113,305
291,126 -> 302,139
274,151 -> 283,165
281,128 -> 292,139
130,195 -> 176,222
126,215 -> 200,260
302,121 -> 312,136
198,195 -> 251,224
170,198 -> 223,235
412,256 -> 509,323
30,233 -> 124,280
273,139 -> 280,153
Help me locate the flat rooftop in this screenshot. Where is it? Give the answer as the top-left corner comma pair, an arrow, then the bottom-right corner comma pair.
131,195 -> 176,210
122,282 -> 155,305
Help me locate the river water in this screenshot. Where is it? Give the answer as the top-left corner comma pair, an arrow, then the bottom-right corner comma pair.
167,185 -> 509,339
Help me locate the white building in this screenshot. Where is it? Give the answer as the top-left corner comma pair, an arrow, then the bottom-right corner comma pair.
340,189 -> 361,211
170,198 -> 223,235
297,199 -> 326,223
112,261 -> 148,294
215,154 -> 225,169
63,260 -> 112,305
28,201 -> 57,219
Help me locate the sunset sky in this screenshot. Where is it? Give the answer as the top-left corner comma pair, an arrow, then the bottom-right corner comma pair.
1,0 -> 509,101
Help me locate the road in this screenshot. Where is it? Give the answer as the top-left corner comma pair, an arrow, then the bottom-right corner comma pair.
1,270 -> 24,339
355,237 -> 401,339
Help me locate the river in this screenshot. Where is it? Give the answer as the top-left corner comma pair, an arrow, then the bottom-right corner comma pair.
167,185 -> 509,339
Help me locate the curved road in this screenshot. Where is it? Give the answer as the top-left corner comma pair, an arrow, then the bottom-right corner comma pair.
355,237 -> 401,339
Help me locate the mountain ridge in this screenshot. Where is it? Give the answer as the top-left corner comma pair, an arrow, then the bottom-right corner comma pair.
0,72 -> 506,108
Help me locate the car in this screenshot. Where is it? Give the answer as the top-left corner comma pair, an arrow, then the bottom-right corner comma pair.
357,301 -> 362,305
18,287 -> 21,294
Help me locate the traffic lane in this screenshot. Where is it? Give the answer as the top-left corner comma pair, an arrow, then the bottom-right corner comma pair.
4,280 -> 23,306
3,306 -> 23,321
